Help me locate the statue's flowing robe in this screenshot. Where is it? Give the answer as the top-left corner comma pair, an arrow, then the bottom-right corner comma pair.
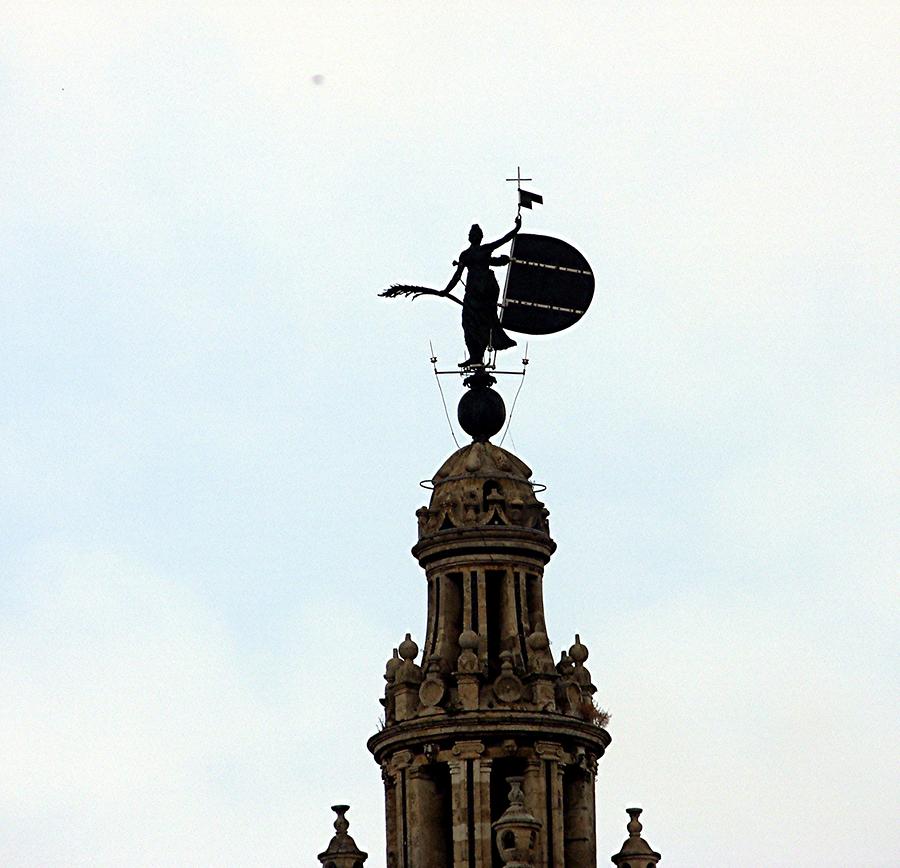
458,245 -> 516,361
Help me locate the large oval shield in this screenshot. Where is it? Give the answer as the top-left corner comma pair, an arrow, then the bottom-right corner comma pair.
500,233 -> 594,335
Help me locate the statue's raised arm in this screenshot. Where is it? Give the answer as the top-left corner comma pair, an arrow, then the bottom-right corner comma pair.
484,214 -> 521,253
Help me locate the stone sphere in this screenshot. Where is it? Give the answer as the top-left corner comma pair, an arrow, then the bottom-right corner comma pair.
398,633 -> 419,661
527,631 -> 549,652
569,635 -> 589,664
459,629 -> 479,650
458,386 -> 506,441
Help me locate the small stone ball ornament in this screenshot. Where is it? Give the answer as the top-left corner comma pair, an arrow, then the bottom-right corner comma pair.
384,648 -> 400,682
568,634 -> 588,665
526,630 -> 555,674
459,629 -> 479,651
398,633 -> 418,661
457,629 -> 482,673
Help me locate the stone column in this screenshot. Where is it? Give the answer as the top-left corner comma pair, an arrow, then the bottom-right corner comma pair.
407,765 -> 448,868
463,569 -> 473,633
476,570 -> 489,670
563,766 -> 596,868
588,757 -> 598,864
535,742 -> 565,868
426,574 -> 437,656
450,741 -> 488,868
516,571 -> 530,636
555,764 -> 566,868
501,568 -> 518,651
522,758 -> 545,866
527,573 -> 548,635
382,762 -> 399,868
389,751 -> 413,868
447,759 -> 468,868
474,754 -> 494,865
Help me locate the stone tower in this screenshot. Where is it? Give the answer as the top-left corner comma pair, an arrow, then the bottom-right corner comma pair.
367,375 -> 611,867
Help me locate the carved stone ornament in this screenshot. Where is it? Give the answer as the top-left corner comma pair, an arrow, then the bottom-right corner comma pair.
417,442 -> 550,537
492,776 -> 541,867
394,634 -> 423,686
418,654 -> 447,708
611,807 -> 662,866
569,634 -> 595,693
493,651 -> 524,704
456,629 -> 482,674
451,740 -> 485,760
526,630 -> 555,675
317,804 -> 368,867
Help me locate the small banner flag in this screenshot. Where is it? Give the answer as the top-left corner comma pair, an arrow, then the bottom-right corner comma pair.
519,188 -> 543,209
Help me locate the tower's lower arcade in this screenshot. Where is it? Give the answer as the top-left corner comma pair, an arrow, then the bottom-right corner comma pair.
370,714 -> 607,868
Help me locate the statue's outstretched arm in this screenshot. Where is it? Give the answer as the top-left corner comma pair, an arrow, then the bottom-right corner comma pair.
485,214 -> 522,252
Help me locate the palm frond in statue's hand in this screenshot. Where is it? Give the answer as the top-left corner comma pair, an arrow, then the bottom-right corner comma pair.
379,284 -> 463,306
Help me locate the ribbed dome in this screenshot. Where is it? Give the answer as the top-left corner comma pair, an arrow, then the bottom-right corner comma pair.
415,441 -> 550,538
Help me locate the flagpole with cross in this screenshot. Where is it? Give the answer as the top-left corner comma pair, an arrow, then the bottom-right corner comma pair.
501,167 -> 544,325
507,165 -> 544,214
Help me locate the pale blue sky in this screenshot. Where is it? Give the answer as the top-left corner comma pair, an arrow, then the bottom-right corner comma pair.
1,3 -> 897,866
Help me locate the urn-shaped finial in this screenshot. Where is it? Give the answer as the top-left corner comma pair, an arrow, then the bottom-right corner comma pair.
611,807 -> 661,867
493,776 -> 541,867
317,804 -> 368,867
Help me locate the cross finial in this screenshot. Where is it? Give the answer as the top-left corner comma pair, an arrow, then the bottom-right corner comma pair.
505,165 -> 532,189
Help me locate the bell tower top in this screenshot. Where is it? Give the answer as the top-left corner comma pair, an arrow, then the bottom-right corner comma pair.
369,393 -> 610,865
415,439 -> 551,541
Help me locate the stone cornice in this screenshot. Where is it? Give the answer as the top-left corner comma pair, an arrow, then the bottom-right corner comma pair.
412,526 -> 556,568
368,710 -> 610,763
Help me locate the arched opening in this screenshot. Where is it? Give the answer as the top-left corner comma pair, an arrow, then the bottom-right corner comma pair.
482,478 -> 500,511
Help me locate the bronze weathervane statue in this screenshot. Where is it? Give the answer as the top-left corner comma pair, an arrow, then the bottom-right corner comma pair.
445,215 -> 521,367
380,170 -> 595,369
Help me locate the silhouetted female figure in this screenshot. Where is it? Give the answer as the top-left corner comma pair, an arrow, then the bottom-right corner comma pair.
442,216 -> 521,366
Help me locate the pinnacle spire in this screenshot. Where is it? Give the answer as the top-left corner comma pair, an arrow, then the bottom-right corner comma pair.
316,805 -> 367,868
611,807 -> 662,866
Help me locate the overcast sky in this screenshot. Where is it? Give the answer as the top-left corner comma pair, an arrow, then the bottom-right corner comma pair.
1,3 -> 897,866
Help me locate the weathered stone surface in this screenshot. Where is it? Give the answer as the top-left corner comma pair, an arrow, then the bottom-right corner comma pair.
611,808 -> 662,867
316,805 -> 367,868
367,441 -> 610,867
416,441 -> 551,537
